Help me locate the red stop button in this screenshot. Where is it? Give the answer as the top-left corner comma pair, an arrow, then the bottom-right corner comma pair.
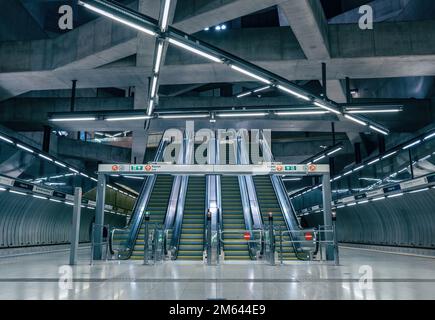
243,232 -> 251,241
304,232 -> 313,241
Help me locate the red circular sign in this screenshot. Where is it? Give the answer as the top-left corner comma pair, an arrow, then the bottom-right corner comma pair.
308,164 -> 317,172
304,232 -> 313,241
243,232 -> 251,241
112,165 -> 119,171
276,165 -> 283,172
145,165 -> 152,171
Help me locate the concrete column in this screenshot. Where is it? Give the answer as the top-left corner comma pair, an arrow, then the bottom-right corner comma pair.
322,173 -> 334,261
69,187 -> 82,265
93,174 -> 106,260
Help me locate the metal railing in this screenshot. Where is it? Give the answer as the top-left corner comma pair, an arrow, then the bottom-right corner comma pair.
90,223 -> 110,265
219,229 -> 263,261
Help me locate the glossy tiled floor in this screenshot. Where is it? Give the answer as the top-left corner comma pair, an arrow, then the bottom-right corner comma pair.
0,247 -> 434,300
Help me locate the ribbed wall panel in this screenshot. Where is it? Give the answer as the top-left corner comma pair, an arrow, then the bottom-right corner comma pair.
0,193 -> 126,248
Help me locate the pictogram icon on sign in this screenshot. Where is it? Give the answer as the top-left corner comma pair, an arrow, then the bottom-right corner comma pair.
243,232 -> 251,241
112,165 -> 120,171
145,165 -> 152,172
276,165 -> 283,172
308,164 -> 317,172
304,232 -> 313,241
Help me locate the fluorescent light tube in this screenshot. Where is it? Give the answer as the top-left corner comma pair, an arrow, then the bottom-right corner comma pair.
313,155 -> 326,163
368,158 -> 380,166
347,203 -> 356,207
91,177 -> 98,182
39,154 -> 53,162
150,76 -> 158,98
106,115 -> 153,121
343,170 -> 352,176
382,151 -> 397,159
277,85 -> 310,101
423,132 -> 435,141
168,38 -> 222,63
0,187 -> 6,191
387,193 -> 403,198
314,101 -> 341,115
33,195 -> 47,200
353,165 -> 365,172
358,200 -> 369,204
55,161 -> 67,168
282,178 -> 302,181
154,42 -> 164,74
16,144 -> 34,153
0,135 -> 13,144
344,114 -> 367,126
236,91 -> 252,98
372,197 -> 385,202
403,140 -> 421,150
327,148 -> 342,156
409,188 -> 429,194
65,202 -> 74,206
369,125 -> 388,135
50,117 -> 96,122
159,114 -> 209,119
49,198 -> 61,203
331,175 -> 342,182
80,2 -> 156,36
253,86 -> 270,93
161,0 -> 171,31
217,112 -> 267,118
10,190 -> 27,196
275,111 -> 328,116
347,109 -> 401,114
69,167 -> 79,174
80,173 -> 89,178
230,65 -> 271,84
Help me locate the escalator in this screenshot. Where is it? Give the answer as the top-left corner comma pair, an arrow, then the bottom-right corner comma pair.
220,176 -> 251,260
253,175 -> 298,261
112,175 -> 173,260
176,176 -> 206,260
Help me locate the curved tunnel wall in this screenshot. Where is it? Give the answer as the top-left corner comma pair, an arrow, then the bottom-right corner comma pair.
303,189 -> 435,249
0,192 -> 127,248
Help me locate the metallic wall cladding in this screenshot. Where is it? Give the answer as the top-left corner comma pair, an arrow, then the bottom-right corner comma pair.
303,190 -> 435,248
0,192 -> 126,248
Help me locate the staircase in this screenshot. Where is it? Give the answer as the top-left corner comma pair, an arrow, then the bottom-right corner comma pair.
177,176 -> 206,260
221,176 -> 251,260
253,175 -> 298,261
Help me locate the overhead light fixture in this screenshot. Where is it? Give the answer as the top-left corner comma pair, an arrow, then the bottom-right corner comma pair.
33,195 -> 47,200
0,134 -> 13,144
331,175 -> 342,182
217,112 -> 267,118
69,167 -> 79,174
275,110 -> 328,116
314,101 -> 341,115
403,140 -> 421,150
282,177 -> 302,181
49,117 -> 96,122
39,154 -> 53,162
344,114 -> 367,126
236,91 -> 252,98
253,86 -> 270,93
347,109 -> 402,114
423,132 -> 435,141
154,42 -> 164,74
369,125 -> 388,136
79,2 -> 156,36
105,115 -> 153,121
17,144 -> 34,153
409,188 -> 429,194
277,85 -> 310,101
327,147 -> 343,156
54,161 -> 66,168
10,190 -> 27,196
160,0 -> 171,31
313,155 -> 326,163
372,196 -> 385,202
215,25 -> 221,31
80,173 -> 89,178
353,165 -> 365,172
159,113 -> 209,119
230,65 -> 271,85
387,193 -> 403,198
367,158 -> 380,166
382,151 -> 397,160
0,187 -> 6,192
343,170 -> 352,176
221,24 -> 227,30
150,75 -> 158,98
168,38 -> 222,63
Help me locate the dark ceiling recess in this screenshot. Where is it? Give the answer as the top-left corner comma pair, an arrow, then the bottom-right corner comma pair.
320,0 -> 372,19
241,7 -> 280,28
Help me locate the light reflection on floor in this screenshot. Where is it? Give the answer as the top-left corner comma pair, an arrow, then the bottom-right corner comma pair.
0,247 -> 434,300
